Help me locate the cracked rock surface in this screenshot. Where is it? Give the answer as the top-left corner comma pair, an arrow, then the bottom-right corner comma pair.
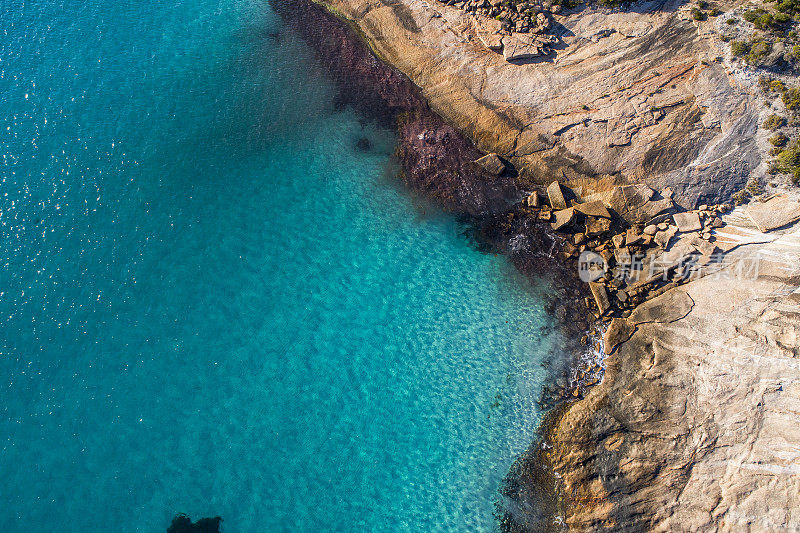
317,0 -> 761,208
537,215 -> 800,531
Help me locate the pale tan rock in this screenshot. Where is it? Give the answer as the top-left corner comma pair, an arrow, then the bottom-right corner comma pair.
550,207 -> 575,231
574,200 -> 611,219
654,224 -> 677,249
745,196 -> 800,232
473,17 -> 503,51
325,0 -> 763,209
673,211 -> 702,232
589,282 -> 611,314
628,289 -> 694,325
502,34 -> 541,62
541,218 -> 800,532
547,181 -> 568,210
603,318 -> 635,355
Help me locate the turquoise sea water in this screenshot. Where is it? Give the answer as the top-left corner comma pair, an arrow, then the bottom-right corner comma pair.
0,1 -> 561,530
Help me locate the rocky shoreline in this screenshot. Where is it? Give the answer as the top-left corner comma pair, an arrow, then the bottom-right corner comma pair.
271,0 -> 800,529
270,0 -> 599,521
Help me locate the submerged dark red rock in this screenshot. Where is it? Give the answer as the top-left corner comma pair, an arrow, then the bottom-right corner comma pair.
269,0 -> 592,528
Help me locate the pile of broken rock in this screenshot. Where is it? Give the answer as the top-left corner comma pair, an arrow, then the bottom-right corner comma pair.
526,181 -> 732,337
436,0 -> 559,61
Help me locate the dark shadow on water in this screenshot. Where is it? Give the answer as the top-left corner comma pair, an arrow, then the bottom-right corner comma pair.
166,514 -> 222,533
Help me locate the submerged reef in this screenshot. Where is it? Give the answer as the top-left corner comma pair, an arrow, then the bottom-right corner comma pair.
166,514 -> 222,533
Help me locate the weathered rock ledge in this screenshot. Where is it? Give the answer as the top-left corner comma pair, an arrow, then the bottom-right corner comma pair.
313,0 -> 762,207
517,211 -> 800,531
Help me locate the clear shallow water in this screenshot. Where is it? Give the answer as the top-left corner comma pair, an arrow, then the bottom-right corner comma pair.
0,1 -> 560,531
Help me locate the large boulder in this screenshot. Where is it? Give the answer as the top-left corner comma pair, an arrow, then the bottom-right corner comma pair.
745,196 -> 800,232
672,212 -> 702,232
474,153 -> 505,175
551,207 -> 575,231
585,216 -> 612,236
547,181 -> 568,210
603,318 -> 635,355
629,289 -> 694,325
473,17 -> 504,51
584,185 -> 673,224
502,34 -> 542,62
589,282 -> 611,315
574,200 -> 611,219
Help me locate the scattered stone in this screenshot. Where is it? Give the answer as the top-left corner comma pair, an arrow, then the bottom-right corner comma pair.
614,247 -> 631,265
612,233 -> 626,249
585,216 -> 612,236
643,224 -> 658,236
673,212 -> 702,232
473,17 -> 504,51
657,222 -> 669,231
547,181 -> 568,210
745,196 -> 800,232
690,234 -> 718,257
709,217 -> 724,229
647,213 -> 673,227
603,317 -> 635,355
626,227 -> 642,246
474,153 -> 505,175
551,207 -> 575,231
654,225 -> 678,249
589,282 -> 611,315
526,191 -> 540,208
574,233 -> 586,245
574,200 -> 612,219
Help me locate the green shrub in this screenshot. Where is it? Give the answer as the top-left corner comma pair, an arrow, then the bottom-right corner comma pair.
746,40 -> 772,64
763,114 -> 787,129
726,18 -> 737,24
783,87 -> 800,109
731,40 -> 750,56
770,79 -> 786,92
775,139 -> 800,183
691,7 -> 706,20
710,7 -> 722,16
745,178 -> 765,196
770,132 -> 789,146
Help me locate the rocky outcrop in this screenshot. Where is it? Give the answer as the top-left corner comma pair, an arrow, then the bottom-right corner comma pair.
314,0 -> 762,208
527,215 -> 800,531
273,0 -> 800,529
